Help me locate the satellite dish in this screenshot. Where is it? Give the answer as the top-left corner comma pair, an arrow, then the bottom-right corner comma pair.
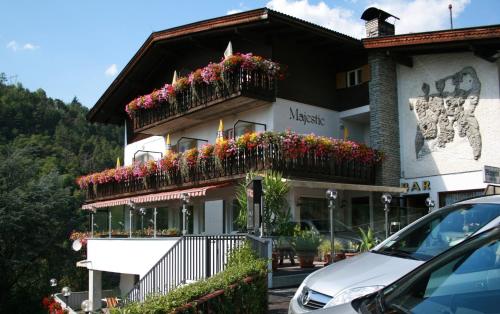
72,239 -> 83,252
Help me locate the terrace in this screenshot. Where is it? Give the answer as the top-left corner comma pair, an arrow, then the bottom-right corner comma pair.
78,132 -> 381,203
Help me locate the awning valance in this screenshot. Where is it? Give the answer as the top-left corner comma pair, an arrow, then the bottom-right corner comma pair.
82,184 -> 226,210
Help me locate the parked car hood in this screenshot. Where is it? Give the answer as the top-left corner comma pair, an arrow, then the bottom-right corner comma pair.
306,252 -> 423,297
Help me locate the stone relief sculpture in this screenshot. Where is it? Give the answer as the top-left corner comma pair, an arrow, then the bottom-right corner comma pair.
409,66 -> 482,160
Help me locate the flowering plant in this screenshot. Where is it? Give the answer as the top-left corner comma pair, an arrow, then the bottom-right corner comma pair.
183,148 -> 199,167
77,132 -> 383,190
42,296 -> 67,314
199,143 -> 214,160
125,52 -> 284,116
188,69 -> 204,85
69,231 -> 89,247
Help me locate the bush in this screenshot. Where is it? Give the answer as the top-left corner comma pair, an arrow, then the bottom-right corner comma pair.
114,242 -> 268,314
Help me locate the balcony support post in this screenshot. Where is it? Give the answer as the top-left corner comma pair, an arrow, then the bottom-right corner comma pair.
90,212 -> 94,238
129,208 -> 133,238
153,207 -> 157,238
108,209 -> 112,238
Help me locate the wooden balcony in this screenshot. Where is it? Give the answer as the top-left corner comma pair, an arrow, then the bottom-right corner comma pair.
131,70 -> 276,135
83,145 -> 376,203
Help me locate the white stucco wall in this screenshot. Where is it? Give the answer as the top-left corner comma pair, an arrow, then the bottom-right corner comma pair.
86,238 -> 179,277
124,98 -> 344,165
398,52 -> 500,179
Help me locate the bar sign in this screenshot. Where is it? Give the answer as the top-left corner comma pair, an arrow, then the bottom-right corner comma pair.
484,165 -> 500,184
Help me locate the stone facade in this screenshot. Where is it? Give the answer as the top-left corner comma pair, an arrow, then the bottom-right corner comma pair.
369,51 -> 401,186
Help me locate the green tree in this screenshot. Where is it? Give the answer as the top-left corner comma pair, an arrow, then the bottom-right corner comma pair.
0,76 -> 123,312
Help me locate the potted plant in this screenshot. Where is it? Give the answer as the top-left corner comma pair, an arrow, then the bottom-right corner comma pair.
344,240 -> 360,258
293,228 -> 321,268
319,239 -> 345,264
358,227 -> 376,252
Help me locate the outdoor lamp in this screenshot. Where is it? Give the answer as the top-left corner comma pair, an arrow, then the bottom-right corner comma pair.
181,193 -> 190,235
326,189 -> 338,262
381,193 -> 392,239
81,299 -> 90,313
425,197 -> 436,213
50,278 -> 57,287
61,286 -> 71,309
138,208 -> 147,236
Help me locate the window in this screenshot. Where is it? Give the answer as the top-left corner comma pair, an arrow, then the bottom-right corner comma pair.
177,139 -> 197,153
234,123 -> 256,137
135,152 -> 155,164
376,203 -> 500,261
384,229 -> 500,314
346,68 -> 362,87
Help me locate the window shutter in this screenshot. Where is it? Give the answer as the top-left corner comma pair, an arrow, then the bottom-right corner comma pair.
336,71 -> 347,89
361,64 -> 371,82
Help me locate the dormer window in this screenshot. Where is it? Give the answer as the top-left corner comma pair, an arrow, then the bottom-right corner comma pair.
347,68 -> 363,87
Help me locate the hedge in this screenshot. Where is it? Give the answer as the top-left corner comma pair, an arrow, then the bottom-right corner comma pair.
113,242 -> 268,314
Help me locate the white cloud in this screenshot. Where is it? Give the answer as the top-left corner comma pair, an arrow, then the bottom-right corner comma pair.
369,0 -> 471,35
6,40 -> 18,51
105,64 -> 118,77
6,40 -> 40,51
22,43 -> 39,50
266,0 -> 365,38
227,9 -> 243,15
265,0 -> 472,38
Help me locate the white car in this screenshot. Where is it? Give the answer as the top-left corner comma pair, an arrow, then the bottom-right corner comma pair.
304,222 -> 500,314
289,195 -> 500,313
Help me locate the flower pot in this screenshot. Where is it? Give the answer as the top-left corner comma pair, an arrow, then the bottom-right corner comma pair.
333,252 -> 346,262
324,253 -> 332,265
344,252 -> 359,259
272,252 -> 279,271
297,251 -> 316,268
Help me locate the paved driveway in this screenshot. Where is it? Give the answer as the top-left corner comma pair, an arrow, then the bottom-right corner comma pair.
269,287 -> 297,313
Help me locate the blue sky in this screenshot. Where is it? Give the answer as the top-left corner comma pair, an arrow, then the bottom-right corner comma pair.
1,0 -> 499,108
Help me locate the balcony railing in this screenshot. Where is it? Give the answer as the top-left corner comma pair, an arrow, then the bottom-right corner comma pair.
131,69 -> 276,132
83,144 -> 376,203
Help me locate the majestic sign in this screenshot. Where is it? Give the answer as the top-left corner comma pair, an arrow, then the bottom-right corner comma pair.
289,107 -> 325,126
409,66 -> 482,160
484,165 -> 500,184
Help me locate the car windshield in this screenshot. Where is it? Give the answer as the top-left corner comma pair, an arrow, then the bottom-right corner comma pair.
376,203 -> 500,261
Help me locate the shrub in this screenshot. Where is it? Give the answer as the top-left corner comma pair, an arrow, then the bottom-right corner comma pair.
114,242 -> 268,314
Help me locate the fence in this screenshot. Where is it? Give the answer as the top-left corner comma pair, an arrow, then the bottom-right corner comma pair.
125,234 -> 245,303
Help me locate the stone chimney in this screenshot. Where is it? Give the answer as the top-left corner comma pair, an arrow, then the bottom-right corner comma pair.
361,7 -> 399,38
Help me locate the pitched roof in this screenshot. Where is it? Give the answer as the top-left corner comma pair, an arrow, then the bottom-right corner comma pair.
88,8 -> 361,124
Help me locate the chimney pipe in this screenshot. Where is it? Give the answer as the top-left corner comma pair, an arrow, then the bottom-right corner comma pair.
449,4 -> 453,29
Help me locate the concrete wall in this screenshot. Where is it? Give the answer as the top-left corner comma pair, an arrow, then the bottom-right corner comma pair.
86,238 -> 178,277
398,52 -> 500,179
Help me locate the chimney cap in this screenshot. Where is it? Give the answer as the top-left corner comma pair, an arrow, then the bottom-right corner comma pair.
361,7 -> 399,22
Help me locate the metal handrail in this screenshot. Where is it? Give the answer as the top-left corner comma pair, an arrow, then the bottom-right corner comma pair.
124,234 -> 245,303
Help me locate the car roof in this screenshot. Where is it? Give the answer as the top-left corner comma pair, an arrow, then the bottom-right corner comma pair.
455,194 -> 500,205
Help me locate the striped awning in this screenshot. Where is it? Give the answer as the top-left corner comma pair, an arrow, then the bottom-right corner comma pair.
82,184 -> 226,210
